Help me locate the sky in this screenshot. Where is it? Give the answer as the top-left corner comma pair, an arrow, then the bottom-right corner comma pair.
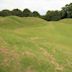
0,0 -> 72,15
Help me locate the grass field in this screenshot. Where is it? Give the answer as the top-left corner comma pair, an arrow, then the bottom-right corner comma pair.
0,16 -> 72,72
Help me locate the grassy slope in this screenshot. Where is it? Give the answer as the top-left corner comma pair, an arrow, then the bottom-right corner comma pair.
0,16 -> 72,72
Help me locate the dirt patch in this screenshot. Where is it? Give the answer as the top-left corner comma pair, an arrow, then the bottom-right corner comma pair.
22,51 -> 36,58
0,48 -> 9,54
0,47 -> 11,66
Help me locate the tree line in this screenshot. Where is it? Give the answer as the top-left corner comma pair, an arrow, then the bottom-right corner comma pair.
0,3 -> 72,21
0,8 -> 40,17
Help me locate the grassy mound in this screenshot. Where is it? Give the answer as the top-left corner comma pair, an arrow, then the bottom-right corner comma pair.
0,16 -> 47,29
0,16 -> 72,72
59,18 -> 72,24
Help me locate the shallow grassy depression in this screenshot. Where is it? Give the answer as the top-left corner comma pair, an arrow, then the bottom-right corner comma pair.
0,16 -> 72,72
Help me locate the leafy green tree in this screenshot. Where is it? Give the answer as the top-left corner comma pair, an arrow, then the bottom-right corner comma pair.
12,9 -> 23,17
44,11 -> 52,21
45,10 -> 61,21
32,11 -> 40,17
23,9 -> 32,17
60,9 -> 67,19
62,3 -> 72,18
0,11 -> 2,16
0,9 -> 11,17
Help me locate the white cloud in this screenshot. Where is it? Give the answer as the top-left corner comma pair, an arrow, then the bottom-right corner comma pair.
0,0 -> 72,14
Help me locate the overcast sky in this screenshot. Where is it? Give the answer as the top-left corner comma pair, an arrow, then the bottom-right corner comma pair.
0,0 -> 72,14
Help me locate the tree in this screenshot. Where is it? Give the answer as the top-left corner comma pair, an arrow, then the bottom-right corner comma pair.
32,11 -> 40,17
60,9 -> 67,19
0,9 -> 11,17
62,3 -> 72,18
45,10 -> 61,21
0,11 -> 2,16
23,9 -> 32,17
12,9 -> 23,17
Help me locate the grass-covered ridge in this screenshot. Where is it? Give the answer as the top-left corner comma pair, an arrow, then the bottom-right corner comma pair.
0,16 -> 72,72
0,16 -> 47,29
